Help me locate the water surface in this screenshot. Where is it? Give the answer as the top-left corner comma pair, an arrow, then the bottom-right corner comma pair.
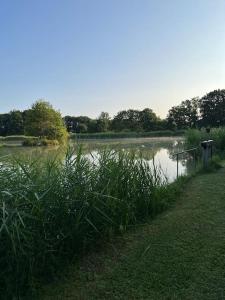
0,137 -> 192,182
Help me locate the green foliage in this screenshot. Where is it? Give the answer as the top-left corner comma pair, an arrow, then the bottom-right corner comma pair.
199,89 -> 225,127
0,110 -> 24,136
167,98 -> 199,129
112,109 -> 140,131
41,139 -> 59,146
22,138 -> 40,146
96,112 -> 110,132
139,108 -> 159,131
185,127 -> 225,154
24,100 -> 68,143
64,115 -> 92,133
111,109 -> 160,132
43,168 -> 225,300
22,138 -> 59,147
0,147 -> 172,297
71,130 -> 185,139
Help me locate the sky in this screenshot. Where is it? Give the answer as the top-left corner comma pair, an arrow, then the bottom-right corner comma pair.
0,0 -> 225,118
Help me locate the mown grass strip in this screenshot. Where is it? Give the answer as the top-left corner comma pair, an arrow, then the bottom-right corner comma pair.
41,166 -> 225,300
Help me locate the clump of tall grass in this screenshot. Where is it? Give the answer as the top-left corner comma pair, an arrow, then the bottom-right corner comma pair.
186,128 -> 225,154
0,147 -> 174,298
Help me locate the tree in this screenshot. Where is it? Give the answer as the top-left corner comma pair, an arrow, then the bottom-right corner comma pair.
0,114 -> 10,136
199,90 -> 225,127
96,112 -> 110,132
64,116 -> 91,133
111,109 -> 141,131
139,108 -> 158,131
112,108 -> 159,132
88,119 -> 98,133
167,98 -> 199,129
24,100 -> 68,143
8,110 -> 24,135
0,111 -> 24,136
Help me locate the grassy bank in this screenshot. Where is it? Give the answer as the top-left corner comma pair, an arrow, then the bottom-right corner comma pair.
0,136 -> 60,147
186,128 -> 225,154
71,130 -> 185,140
41,165 -> 225,300
0,147 -> 187,298
0,135 -> 37,142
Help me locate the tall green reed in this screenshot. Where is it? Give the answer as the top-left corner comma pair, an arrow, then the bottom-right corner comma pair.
0,147 -> 169,298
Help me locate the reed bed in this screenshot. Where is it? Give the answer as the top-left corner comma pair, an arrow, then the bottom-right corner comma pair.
0,147 -> 179,298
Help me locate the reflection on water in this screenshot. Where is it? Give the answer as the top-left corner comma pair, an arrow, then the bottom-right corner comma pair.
149,148 -> 186,182
77,137 -> 188,182
0,137 -> 192,182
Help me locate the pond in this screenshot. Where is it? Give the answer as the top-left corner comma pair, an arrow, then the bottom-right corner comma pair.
0,137 -> 194,182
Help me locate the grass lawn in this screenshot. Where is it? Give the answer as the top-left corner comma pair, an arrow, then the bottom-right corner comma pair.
41,167 -> 225,300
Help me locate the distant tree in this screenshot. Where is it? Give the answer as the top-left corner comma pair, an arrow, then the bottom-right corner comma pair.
78,123 -> 88,133
167,98 -> 199,129
155,119 -> 168,130
7,110 -> 24,135
139,108 -> 158,131
88,119 -> 98,133
0,111 -> 24,136
112,109 -> 141,131
25,100 -> 68,142
0,114 -> 10,136
64,116 -> 91,133
111,110 -> 127,131
112,108 -> 160,132
96,112 -> 110,132
199,90 -> 225,127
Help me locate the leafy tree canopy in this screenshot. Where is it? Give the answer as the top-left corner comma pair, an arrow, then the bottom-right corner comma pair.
199,89 -> 225,127
167,98 -> 199,129
25,100 -> 68,143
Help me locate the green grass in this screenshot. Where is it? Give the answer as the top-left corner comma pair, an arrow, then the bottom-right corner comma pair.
71,130 -> 185,140
40,165 -> 225,300
186,127 -> 225,154
0,147 -> 180,298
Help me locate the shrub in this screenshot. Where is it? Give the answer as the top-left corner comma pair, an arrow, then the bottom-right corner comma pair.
186,127 -> 225,154
40,138 -> 59,146
22,138 -> 59,147
22,138 -> 40,146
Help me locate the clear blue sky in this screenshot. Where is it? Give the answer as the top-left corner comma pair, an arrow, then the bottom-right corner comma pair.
0,0 -> 224,118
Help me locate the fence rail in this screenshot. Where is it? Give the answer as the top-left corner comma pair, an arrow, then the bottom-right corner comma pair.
172,147 -> 198,179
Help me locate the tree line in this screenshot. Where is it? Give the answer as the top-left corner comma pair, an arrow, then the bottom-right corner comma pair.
63,89 -> 225,133
1,89 -> 225,136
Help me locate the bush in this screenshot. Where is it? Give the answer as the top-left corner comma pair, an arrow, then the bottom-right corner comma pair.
22,138 -> 59,147
22,138 -> 40,146
186,127 -> 225,154
41,138 -> 59,146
